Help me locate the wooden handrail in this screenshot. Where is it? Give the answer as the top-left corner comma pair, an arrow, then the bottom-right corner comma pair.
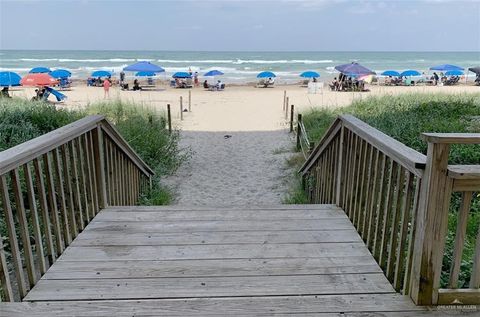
300,114 -> 480,306
0,115 -> 155,301
422,133 -> 480,144
0,115 -> 102,175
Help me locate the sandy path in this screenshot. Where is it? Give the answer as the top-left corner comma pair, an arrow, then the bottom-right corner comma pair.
163,130 -> 294,206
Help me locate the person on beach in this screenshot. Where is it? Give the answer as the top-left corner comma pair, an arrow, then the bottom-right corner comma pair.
433,72 -> 439,85
133,79 -> 142,91
194,72 -> 199,87
1,87 -> 11,98
120,71 -> 125,85
103,78 -> 111,98
203,80 -> 209,89
216,80 -> 223,90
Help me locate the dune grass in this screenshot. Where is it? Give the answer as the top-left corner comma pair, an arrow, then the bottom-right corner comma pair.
299,93 -> 480,288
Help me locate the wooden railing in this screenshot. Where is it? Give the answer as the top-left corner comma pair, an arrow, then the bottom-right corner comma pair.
0,115 -> 154,301
295,114 -> 314,158
299,115 -> 480,306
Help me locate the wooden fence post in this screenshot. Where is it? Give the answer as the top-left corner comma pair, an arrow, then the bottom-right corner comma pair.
283,90 -> 286,110
180,96 -> 183,121
188,90 -> 191,112
285,97 -> 289,119
167,104 -> 172,133
290,105 -> 295,133
92,125 -> 107,209
296,114 -> 302,150
409,136 -> 452,305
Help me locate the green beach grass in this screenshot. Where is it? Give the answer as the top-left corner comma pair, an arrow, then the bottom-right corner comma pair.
294,92 -> 480,288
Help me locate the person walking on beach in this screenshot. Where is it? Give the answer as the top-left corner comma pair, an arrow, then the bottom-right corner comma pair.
194,72 -> 199,87
103,78 -> 111,99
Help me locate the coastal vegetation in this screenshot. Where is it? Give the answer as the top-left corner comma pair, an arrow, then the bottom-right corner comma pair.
292,93 -> 480,288
0,97 -> 184,205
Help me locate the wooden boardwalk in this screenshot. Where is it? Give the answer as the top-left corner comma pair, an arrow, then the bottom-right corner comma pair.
1,204 -> 442,316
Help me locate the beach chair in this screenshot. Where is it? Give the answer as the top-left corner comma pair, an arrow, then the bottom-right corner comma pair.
185,78 -> 193,88
59,78 -> 71,90
256,79 -> 266,87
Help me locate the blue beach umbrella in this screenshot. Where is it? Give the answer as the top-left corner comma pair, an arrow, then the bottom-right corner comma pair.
430,64 -> 464,71
172,72 -> 191,79
136,71 -> 156,77
204,70 -> 224,76
91,70 -> 112,77
381,70 -> 400,77
124,61 -> 164,73
334,62 -> 375,76
50,69 -> 72,79
0,71 -> 22,86
300,71 -> 320,78
445,70 -> 464,76
400,70 -> 421,77
257,71 -> 276,78
29,66 -> 51,74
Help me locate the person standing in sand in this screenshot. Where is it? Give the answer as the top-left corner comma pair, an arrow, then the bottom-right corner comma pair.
103,78 -> 111,99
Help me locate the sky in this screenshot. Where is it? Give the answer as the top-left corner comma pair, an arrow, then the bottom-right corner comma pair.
0,0 -> 479,51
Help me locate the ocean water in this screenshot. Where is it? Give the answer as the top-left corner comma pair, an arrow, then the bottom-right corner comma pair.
1,50 -> 479,83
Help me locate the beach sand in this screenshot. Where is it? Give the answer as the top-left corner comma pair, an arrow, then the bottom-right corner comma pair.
10,83 -> 479,205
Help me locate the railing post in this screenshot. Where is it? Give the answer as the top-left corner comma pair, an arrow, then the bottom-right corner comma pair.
167,104 -> 172,133
92,125 -> 108,209
296,114 -> 302,150
188,90 -> 191,112
409,136 -> 452,305
335,124 -> 345,206
290,105 -> 294,133
285,97 -> 289,119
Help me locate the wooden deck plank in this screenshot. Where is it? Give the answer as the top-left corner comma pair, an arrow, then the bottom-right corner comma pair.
3,294 -> 427,316
86,218 -> 355,233
57,243 -> 370,261
25,274 -> 394,301
93,209 -> 348,221
42,256 -> 382,279
70,229 -> 363,246
6,205 -> 448,315
103,204 -> 340,211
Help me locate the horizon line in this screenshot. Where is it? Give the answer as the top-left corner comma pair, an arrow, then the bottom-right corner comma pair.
1,49 -> 479,53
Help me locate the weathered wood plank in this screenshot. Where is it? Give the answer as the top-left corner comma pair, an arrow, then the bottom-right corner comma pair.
447,165 -> 480,179
58,243 -> 371,261
43,256 -> 382,279
70,229 -> 362,246
24,273 -> 394,301
1,294 -> 424,316
104,204 -> 339,211
86,218 -> 355,233
93,208 -> 348,222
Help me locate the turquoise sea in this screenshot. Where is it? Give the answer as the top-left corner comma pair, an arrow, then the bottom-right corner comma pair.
1,50 -> 479,83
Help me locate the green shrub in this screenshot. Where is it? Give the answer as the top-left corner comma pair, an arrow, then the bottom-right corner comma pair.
86,100 -> 189,205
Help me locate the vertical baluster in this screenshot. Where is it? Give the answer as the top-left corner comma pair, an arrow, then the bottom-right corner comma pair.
61,144 -> 78,238
449,191 -> 473,288
373,156 -> 389,260
108,140 -> 116,205
0,174 -> 27,298
347,134 -> 359,217
379,160 -> 399,270
0,231 -> 13,301
69,140 -> 84,231
403,177 -> 421,295
83,133 -> 95,217
394,171 -> 414,291
43,153 -> 64,255
471,216 -> 480,288
76,137 -> 90,224
386,166 -> 406,281
356,142 -> 370,233
11,168 -> 37,287
23,163 -> 46,275
53,148 -> 71,245
103,137 -> 111,205
121,155 -> 126,205
341,130 -> 352,208
361,145 -> 375,238
33,158 -> 56,264
92,126 -> 107,209
351,139 -> 365,224
366,150 -> 382,248
87,132 -> 99,213
114,147 -> 120,205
